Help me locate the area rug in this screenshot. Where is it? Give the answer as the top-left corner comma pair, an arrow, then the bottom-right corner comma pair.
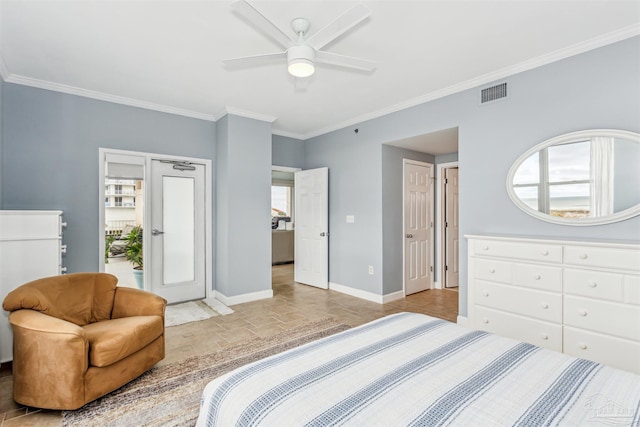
165,298 -> 233,327
62,317 -> 350,427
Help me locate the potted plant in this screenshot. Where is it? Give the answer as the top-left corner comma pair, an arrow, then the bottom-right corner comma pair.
125,226 -> 143,289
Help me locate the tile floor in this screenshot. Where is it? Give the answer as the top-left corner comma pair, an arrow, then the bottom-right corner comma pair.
0,264 -> 458,426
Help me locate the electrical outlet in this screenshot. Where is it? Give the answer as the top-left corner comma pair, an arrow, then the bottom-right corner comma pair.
368,266 -> 374,275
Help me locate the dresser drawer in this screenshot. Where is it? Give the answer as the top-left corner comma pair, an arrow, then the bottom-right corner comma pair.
473,258 -> 511,284
564,268 -> 623,302
474,239 -> 562,263
563,327 -> 640,374
513,263 -> 562,292
475,281 -> 561,323
564,245 -> 640,272
624,275 -> 640,305
564,295 -> 640,341
473,306 -> 561,351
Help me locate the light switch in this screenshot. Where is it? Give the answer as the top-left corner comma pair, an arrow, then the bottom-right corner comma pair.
346,215 -> 355,223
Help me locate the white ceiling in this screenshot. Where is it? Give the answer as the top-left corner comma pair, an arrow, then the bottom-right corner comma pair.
1,1 -> 638,140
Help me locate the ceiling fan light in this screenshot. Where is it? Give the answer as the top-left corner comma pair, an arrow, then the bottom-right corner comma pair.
288,59 -> 315,78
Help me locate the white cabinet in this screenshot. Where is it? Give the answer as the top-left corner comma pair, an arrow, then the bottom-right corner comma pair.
467,234 -> 640,374
0,210 -> 65,363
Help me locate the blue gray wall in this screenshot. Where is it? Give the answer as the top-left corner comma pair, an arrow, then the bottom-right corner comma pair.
216,114 -> 272,298
272,135 -> 305,169
305,36 -> 640,315
1,83 -> 216,275
382,145 -> 435,295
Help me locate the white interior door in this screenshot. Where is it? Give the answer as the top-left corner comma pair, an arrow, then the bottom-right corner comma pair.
445,167 -> 460,288
404,161 -> 434,295
294,167 -> 329,289
150,160 -> 206,303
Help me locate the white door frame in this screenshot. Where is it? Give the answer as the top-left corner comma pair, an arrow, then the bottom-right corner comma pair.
435,161 -> 459,289
402,159 -> 435,296
98,148 -> 213,298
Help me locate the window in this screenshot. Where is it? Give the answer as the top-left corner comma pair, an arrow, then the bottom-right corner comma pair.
115,184 -> 123,195
271,185 -> 292,218
115,196 -> 123,207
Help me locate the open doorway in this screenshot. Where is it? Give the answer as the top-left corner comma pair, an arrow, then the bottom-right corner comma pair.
102,152 -> 145,289
271,166 -> 300,286
437,162 -> 459,288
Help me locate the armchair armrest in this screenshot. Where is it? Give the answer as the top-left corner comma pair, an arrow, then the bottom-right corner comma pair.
112,287 -> 166,319
9,310 -> 92,409
9,309 -> 89,377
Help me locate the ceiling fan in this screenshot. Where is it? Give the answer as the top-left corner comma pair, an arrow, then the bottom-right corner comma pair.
223,0 -> 376,78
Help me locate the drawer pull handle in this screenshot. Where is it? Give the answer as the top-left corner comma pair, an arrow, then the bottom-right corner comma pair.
489,268 -> 495,273
534,275 -> 541,280
482,319 -> 489,324
482,246 -> 489,251
61,267 -> 67,273
483,292 -> 489,297
579,254 -> 588,260
61,222 -> 68,228
61,244 -> 68,254
540,334 -> 548,340
541,251 -> 549,256
588,282 -> 597,288
578,310 -> 587,317
579,343 -> 587,350
541,303 -> 549,309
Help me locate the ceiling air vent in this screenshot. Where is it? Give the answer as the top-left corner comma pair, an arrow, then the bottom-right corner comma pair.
480,82 -> 508,104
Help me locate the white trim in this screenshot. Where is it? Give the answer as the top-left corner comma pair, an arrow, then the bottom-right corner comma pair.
456,315 -> 469,327
329,282 -> 383,304
298,25 -> 640,140
6,74 -> 216,121
435,161 -> 459,290
272,165 -> 302,173
382,291 -> 405,304
272,128 -> 306,139
214,289 -> 273,306
328,283 -> 405,304
402,159 -> 435,297
98,148 -> 214,299
0,56 -> 8,81
215,106 -> 277,123
506,129 -> 640,226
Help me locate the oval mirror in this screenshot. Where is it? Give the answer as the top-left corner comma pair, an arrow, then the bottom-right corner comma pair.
507,129 -> 640,226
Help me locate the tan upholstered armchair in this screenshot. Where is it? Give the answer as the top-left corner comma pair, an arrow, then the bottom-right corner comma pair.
2,272 -> 167,410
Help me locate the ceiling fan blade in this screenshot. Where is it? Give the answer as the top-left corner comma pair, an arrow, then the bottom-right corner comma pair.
306,3 -> 371,50
231,0 -> 294,49
222,52 -> 286,68
315,51 -> 376,72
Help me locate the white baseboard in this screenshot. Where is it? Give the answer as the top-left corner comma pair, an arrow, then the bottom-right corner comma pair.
456,315 -> 469,326
214,289 -> 273,306
329,282 -> 403,304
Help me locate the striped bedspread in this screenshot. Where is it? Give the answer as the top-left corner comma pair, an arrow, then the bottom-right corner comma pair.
196,312 -> 640,427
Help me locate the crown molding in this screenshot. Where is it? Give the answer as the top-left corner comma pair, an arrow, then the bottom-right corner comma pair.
215,106 -> 277,124
271,128 -> 306,140
4,73 -> 217,121
301,24 -> 640,140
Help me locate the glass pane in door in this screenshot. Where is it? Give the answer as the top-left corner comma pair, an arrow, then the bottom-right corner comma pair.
163,176 -> 195,284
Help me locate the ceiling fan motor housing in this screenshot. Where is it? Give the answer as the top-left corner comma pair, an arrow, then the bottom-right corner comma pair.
287,44 -> 316,77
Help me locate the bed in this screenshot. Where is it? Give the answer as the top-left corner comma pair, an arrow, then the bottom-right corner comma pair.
197,312 -> 640,426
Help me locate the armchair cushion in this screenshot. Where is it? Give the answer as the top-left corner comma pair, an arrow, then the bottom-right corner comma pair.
84,315 -> 163,367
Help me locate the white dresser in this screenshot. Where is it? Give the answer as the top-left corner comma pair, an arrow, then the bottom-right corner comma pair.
0,210 -> 66,363
467,234 -> 640,374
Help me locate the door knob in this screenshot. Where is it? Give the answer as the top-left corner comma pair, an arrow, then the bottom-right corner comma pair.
406,234 -> 414,238
151,229 -> 164,236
